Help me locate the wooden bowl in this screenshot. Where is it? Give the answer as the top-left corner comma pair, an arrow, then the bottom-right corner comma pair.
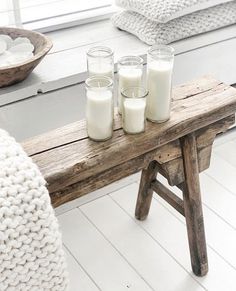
0,27 -> 53,88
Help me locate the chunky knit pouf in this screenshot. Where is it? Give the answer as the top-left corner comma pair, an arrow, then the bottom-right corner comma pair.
0,129 -> 69,291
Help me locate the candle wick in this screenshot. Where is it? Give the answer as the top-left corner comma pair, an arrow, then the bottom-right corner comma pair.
132,92 -> 135,98
98,82 -> 101,87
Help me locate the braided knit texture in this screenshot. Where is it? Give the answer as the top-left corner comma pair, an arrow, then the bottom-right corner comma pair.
0,129 -> 69,291
112,1 -> 236,45
115,0 -> 233,22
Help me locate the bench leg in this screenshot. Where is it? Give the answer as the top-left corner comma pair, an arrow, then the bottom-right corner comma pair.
181,133 -> 208,277
135,160 -> 158,220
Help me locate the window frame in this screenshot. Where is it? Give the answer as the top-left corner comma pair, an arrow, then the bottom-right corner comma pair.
23,5 -> 117,33
3,0 -> 116,32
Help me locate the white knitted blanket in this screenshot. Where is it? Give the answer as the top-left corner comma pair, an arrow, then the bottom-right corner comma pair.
112,1 -> 236,45
0,129 -> 69,291
115,0 -> 233,22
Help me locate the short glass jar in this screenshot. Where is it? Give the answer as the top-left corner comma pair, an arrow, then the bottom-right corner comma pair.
117,56 -> 144,114
87,46 -> 114,79
122,86 -> 148,134
86,76 -> 114,141
146,45 -> 174,123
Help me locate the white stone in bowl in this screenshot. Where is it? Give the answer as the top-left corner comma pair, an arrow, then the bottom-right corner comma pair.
0,35 -> 13,49
0,51 -> 12,67
12,37 -> 31,46
9,51 -> 34,65
9,42 -> 34,53
0,40 -> 7,54
0,50 -> 34,67
0,35 -> 35,67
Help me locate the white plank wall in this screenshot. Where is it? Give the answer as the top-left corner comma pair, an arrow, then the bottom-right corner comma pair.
58,128 -> 236,291
0,84 -> 86,141
1,37 -> 236,141
0,21 -> 236,140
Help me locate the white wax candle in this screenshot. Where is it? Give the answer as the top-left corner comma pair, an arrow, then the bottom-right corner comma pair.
123,98 -> 146,134
118,68 -> 142,114
146,60 -> 173,122
89,63 -> 113,78
86,89 -> 113,141
0,40 -> 7,55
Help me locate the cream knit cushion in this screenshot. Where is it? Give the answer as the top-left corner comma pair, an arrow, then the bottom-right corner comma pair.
0,129 -> 69,291
112,1 -> 236,45
115,0 -> 233,22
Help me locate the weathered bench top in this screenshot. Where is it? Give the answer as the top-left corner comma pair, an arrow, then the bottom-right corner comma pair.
22,75 -> 236,206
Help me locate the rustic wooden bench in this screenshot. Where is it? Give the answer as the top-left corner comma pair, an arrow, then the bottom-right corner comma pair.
22,75 -> 236,277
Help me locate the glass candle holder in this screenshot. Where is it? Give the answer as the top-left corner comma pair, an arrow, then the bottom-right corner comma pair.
122,86 -> 148,134
117,56 -> 144,115
87,46 -> 114,79
86,76 -> 114,141
146,45 -> 174,123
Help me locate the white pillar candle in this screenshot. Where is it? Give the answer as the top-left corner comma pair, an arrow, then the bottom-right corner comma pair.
118,68 -> 142,114
123,98 -> 146,134
86,89 -> 113,141
146,45 -> 174,123
146,60 -> 173,122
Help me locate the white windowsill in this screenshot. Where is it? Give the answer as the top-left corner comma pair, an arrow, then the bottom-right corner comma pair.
0,19 -> 236,107
24,5 -> 118,33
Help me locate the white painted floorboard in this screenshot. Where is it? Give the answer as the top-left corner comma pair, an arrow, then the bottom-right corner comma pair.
81,196 -> 204,291
58,209 -> 153,291
58,127 -> 236,291
63,247 -> 100,291
205,155 -> 236,196
111,184 -> 236,291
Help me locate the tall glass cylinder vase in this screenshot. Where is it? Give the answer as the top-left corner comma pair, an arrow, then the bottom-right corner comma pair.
117,56 -> 144,114
86,76 -> 114,141
87,46 -> 114,79
122,86 -> 147,134
146,45 -> 174,123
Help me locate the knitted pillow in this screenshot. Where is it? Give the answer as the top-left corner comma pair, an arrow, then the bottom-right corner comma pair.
115,0 -> 233,23
0,129 -> 69,291
112,1 -> 236,45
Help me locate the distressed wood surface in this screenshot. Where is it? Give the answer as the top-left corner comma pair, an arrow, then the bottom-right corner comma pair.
151,180 -> 185,216
180,133 -> 208,277
22,76 -> 236,200
135,161 -> 159,221
50,152 -> 150,207
159,115 -> 235,185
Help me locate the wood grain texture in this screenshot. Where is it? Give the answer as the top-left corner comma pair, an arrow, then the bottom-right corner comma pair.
180,133 -> 208,277
151,180 -> 185,216
135,161 -> 159,221
0,27 -> 52,88
50,151 -> 150,207
22,109 -> 121,156
36,115 -> 233,208
22,76 -> 236,201
159,115 -> 235,186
